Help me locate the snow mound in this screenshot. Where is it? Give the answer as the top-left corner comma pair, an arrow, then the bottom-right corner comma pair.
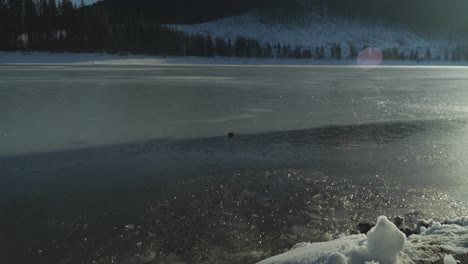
349,216 -> 407,264
257,234 -> 368,264
259,215 -> 468,264
258,216 -> 408,264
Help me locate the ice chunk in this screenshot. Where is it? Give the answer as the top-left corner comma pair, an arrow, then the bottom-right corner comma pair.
327,253 -> 347,264
349,216 -> 406,264
443,255 -> 457,264
124,224 -> 135,230
365,216 -> 406,263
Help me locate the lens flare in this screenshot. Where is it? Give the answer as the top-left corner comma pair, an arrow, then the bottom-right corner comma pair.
357,47 -> 383,68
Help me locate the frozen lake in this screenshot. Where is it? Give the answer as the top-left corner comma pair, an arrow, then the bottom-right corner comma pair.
1,64 -> 468,263
2,64 -> 468,156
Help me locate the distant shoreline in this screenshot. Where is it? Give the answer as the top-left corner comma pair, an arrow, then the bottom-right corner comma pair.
1,51 -> 468,67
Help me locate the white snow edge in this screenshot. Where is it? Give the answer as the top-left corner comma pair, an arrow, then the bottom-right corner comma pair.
2,52 -> 468,67
259,216 -> 468,264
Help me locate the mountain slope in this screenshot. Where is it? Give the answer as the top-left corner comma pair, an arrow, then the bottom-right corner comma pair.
171,11 -> 458,59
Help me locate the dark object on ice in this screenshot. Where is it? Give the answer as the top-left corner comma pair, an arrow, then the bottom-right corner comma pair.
416,219 -> 433,233
393,216 -> 417,237
357,222 -> 374,234
240,191 -> 257,199
393,216 -> 405,228
400,227 -> 417,237
228,132 -> 235,138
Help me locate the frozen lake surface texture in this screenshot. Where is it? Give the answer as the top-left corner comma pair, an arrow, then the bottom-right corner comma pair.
1,64 -> 468,263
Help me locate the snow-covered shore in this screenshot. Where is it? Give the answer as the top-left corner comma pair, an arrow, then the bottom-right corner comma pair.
259,216 -> 468,264
2,52 -> 468,67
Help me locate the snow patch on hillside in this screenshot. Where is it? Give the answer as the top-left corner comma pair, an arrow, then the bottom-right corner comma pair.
171,12 -> 458,58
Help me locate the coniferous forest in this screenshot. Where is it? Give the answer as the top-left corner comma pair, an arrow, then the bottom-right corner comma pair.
1,0 -> 468,60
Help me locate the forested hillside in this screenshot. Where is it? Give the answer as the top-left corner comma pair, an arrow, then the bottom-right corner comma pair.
1,0 -> 467,57
98,0 -> 468,34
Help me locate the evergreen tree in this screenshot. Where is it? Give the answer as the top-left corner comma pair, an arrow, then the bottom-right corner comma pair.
330,44 -> 336,58
39,0 -> 48,16
214,37 -> 226,56
24,0 -> 37,48
336,44 -> 342,59
226,39 -> 233,57
425,48 -> 432,61
265,43 -> 273,58
293,45 -> 302,58
315,47 -> 320,58
275,43 -> 282,57
7,0 -> 24,49
319,46 -> 325,59
206,35 -> 214,56
282,44 -> 291,58
235,36 -> 247,57
302,48 -> 312,59
62,0 -> 74,16
348,43 -> 358,59
399,51 -> 406,60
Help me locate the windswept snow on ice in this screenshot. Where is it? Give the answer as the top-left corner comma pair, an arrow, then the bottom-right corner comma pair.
405,220 -> 468,262
259,215 -> 468,264
259,216 -> 410,264
171,12 -> 457,58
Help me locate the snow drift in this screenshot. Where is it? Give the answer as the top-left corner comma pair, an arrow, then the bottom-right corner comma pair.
259,216 -> 408,264
259,215 -> 468,264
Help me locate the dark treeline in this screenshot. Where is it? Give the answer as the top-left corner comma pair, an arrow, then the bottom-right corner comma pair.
99,0 -> 468,35
2,0 -> 468,56
99,0 -> 309,24
0,0 -> 320,56
0,0 -> 111,51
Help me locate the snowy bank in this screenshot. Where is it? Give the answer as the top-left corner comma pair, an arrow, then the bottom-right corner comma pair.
2,52 -> 468,67
258,216 -> 409,264
258,216 -> 468,264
